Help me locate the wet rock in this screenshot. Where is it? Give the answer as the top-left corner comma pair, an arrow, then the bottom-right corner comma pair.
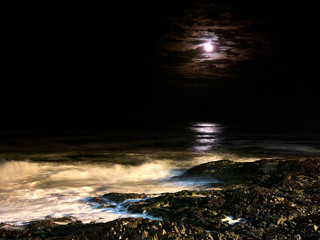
304,224 -> 319,238
88,196 -> 117,208
125,158 -> 320,239
174,158 -> 320,188
275,216 -> 287,226
102,193 -> 152,203
88,196 -> 106,204
47,216 -> 75,223
291,234 -> 302,240
0,218 -> 214,240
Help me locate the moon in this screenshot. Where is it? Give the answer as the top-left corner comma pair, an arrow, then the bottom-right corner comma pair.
203,43 -> 214,52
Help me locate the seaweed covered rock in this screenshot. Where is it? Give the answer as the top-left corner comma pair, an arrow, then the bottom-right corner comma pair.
127,158 -> 320,239
174,158 -> 320,187
173,159 -> 280,186
127,186 -> 320,238
0,217 -> 213,240
102,193 -> 152,203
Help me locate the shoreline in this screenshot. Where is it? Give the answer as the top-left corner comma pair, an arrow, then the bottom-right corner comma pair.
1,158 -> 320,239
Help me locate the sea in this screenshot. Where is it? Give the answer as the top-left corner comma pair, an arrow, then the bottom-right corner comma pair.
1,122 -> 320,225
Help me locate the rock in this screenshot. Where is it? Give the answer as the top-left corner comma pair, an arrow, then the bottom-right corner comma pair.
174,158 -> 320,188
305,224 -> 319,238
102,193 -> 151,203
248,228 -> 264,238
141,230 -> 148,239
275,216 -> 287,226
291,234 -> 302,240
211,231 -> 225,240
0,217 -> 214,240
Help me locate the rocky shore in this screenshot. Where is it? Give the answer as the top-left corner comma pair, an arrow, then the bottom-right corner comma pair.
1,158 -> 320,239
0,217 -> 213,240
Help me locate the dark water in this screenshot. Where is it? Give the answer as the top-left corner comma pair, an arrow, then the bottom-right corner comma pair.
1,122 -> 319,225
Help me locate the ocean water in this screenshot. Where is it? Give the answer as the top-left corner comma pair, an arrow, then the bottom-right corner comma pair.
1,122 -> 320,225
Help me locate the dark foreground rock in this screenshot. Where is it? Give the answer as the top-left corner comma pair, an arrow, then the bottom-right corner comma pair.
127,158 -> 320,239
1,158 -> 320,239
0,217 -> 213,240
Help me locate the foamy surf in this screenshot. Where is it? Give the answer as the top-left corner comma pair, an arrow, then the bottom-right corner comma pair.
0,160 -> 216,225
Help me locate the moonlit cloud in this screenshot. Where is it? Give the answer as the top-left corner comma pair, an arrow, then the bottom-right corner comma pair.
149,2 -> 275,85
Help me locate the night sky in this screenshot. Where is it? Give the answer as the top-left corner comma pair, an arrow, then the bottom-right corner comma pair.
2,1 -> 319,129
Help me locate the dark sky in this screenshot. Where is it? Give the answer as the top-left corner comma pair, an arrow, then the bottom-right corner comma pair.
2,1 -> 319,129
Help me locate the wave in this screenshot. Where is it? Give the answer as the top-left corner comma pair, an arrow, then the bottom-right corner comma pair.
0,160 -> 176,191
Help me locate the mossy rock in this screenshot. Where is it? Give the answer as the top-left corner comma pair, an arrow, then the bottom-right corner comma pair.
102,192 -> 150,203
174,158 -> 320,188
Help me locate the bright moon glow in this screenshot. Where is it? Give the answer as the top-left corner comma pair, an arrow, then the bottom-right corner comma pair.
203,43 -> 214,52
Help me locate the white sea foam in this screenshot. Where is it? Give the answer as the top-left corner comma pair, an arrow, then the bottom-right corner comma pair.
222,216 -> 245,225
192,154 -> 266,165
0,160 -> 211,225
